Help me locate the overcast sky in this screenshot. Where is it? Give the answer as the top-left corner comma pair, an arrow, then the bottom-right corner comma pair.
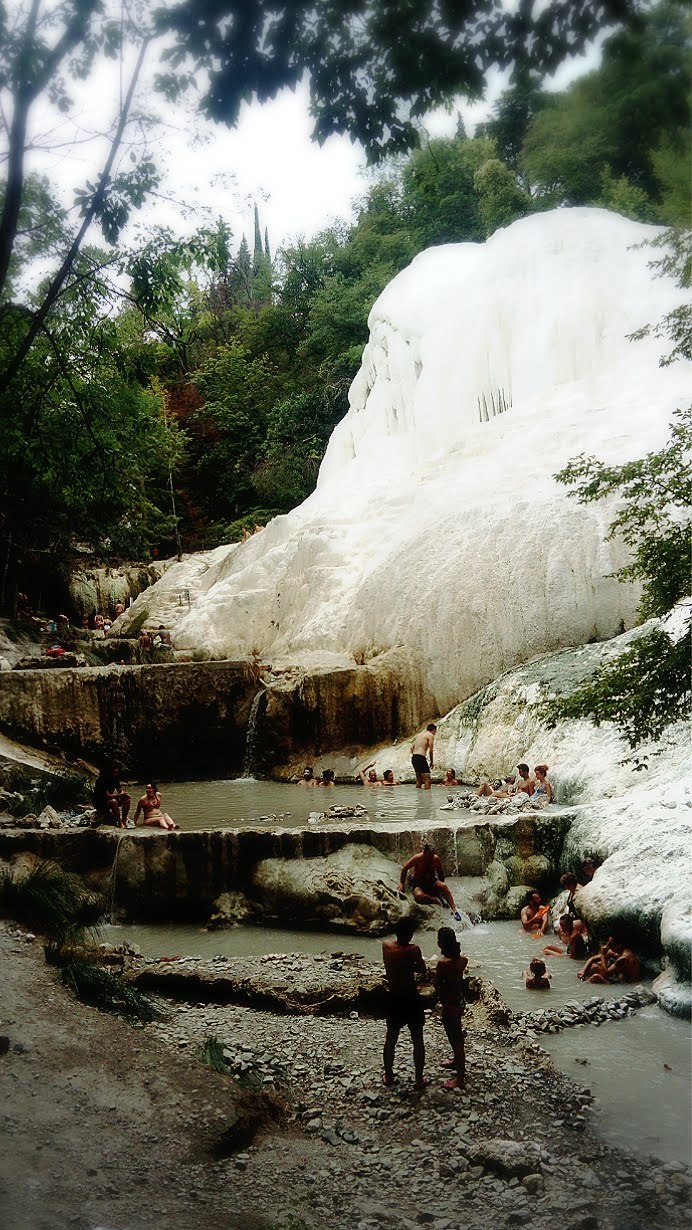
14,2 -> 604,260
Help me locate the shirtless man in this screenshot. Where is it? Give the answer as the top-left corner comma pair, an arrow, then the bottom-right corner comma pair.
297,767 -> 316,787
580,938 -> 640,984
399,844 -> 462,921
359,762 -> 383,787
520,891 -> 551,936
434,927 -> 468,1090
514,763 -> 535,796
411,724 -> 436,789
382,918 -> 429,1089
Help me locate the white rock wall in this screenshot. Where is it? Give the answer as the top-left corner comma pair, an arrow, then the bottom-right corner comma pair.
122,209 -> 689,715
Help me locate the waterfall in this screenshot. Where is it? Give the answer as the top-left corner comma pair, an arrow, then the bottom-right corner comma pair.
109,833 -> 126,923
241,689 -> 268,779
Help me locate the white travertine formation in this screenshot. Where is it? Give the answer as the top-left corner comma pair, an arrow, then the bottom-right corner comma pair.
121,209 -> 688,715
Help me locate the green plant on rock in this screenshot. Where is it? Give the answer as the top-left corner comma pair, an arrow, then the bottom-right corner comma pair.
0,860 -> 102,945
550,405 -> 692,746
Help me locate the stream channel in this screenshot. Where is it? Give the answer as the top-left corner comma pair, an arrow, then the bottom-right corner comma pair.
107,778 -> 690,1166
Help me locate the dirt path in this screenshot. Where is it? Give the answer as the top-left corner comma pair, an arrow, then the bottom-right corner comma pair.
0,924 -> 265,1230
1,922 -> 688,1230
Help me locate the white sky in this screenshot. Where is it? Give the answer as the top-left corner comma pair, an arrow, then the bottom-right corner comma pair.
11,2 -> 604,260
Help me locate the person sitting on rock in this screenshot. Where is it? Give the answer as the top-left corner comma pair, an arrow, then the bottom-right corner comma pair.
523,957 -> 551,990
359,762 -> 383,787
114,601 -> 125,618
297,767 -> 316,787
477,772 -> 519,798
435,926 -> 468,1090
399,844 -> 462,921
520,891 -> 551,936
93,762 -> 131,828
382,769 -> 401,785
580,937 -> 640,984
514,763 -> 535,796
533,764 -> 553,803
94,613 -> 105,631
133,782 -> 178,830
544,914 -> 589,960
581,855 -> 601,882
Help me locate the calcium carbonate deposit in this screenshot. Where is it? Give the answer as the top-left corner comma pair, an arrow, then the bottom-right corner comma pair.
119,208 -> 688,715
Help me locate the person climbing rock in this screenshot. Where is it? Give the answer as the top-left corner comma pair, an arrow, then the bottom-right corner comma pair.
399,844 -> 462,920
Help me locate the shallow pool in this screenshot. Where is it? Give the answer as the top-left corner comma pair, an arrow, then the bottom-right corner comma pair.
102,916 -> 691,1164
131,778 -> 466,831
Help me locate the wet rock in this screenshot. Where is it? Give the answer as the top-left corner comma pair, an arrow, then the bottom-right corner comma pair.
251,843 -> 417,935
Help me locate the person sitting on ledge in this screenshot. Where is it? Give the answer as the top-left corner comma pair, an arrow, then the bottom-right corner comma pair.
382,769 -> 401,785
359,762 -> 383,787
297,766 -> 316,787
133,782 -> 178,830
544,914 -> 589,960
533,764 -> 553,803
520,891 -> 551,936
93,762 -> 130,828
399,843 -> 462,921
523,957 -> 551,990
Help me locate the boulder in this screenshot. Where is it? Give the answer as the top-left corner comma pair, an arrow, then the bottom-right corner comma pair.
468,1139 -> 542,1178
251,843 -> 422,934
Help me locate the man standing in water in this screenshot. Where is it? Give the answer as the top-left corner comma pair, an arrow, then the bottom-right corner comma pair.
382,918 -> 430,1090
411,723 -> 436,789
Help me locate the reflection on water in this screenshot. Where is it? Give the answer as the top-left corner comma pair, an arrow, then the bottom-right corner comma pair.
132,778 -> 458,831
101,916 -> 690,1163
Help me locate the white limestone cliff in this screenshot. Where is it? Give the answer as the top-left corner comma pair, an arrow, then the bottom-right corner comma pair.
119,208 -> 688,716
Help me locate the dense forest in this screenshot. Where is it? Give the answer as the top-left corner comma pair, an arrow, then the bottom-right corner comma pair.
0,0 -> 688,608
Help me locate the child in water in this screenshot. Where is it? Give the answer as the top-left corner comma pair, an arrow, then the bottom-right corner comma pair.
523,957 -> 551,990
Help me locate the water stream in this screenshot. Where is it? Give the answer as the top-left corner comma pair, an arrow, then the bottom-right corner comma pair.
101,917 -> 690,1165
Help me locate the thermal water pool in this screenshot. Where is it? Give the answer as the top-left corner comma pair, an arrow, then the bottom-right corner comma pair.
135,778 -> 472,830
103,917 -> 691,1165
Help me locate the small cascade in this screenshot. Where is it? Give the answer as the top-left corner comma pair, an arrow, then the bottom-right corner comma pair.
241,689 -> 268,779
109,833 -> 126,923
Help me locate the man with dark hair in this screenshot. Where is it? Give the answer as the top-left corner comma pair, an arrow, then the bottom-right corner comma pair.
399,844 -> 462,920
382,918 -> 429,1090
411,723 -> 437,789
93,762 -> 130,828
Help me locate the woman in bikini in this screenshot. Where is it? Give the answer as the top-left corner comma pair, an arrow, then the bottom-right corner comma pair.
133,782 -> 179,830
533,764 -> 553,803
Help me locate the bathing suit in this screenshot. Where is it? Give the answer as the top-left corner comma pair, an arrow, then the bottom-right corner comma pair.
534,784 -> 546,797
411,876 -> 440,895
569,934 -> 588,960
411,754 -> 430,775
385,992 -> 425,1031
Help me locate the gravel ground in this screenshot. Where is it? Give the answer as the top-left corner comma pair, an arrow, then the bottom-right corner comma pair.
1,922 -> 689,1230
